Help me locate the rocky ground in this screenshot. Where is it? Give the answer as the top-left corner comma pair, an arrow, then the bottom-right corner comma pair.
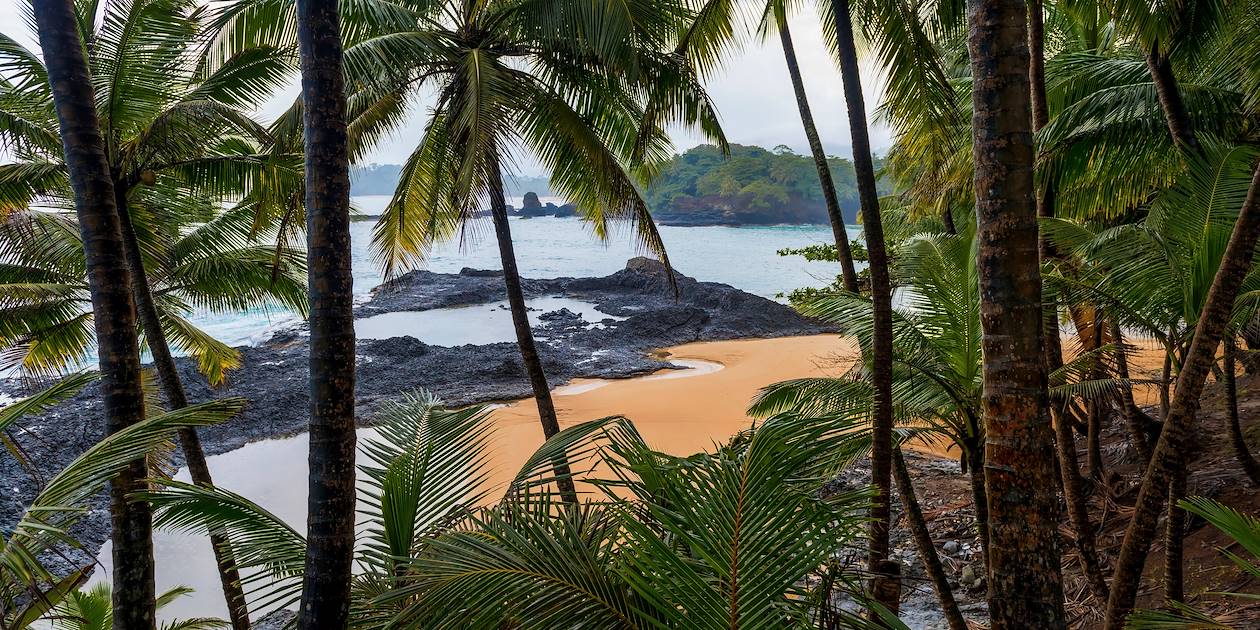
0,257 -> 830,579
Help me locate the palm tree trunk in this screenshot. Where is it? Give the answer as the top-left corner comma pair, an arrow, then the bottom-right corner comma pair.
1159,350 -> 1172,420
1225,337 -> 1260,484
967,0 -> 1068,624
1162,458 -> 1187,603
827,0 -> 898,609
964,443 -> 991,567
1102,164 -> 1260,629
941,208 -> 957,235
1050,398 -> 1110,600
776,15 -> 859,293
1112,322 -> 1155,463
1087,322 -> 1106,482
295,0 -> 357,626
113,188 -> 251,629
893,449 -> 968,630
33,3 -> 155,629
488,165 -> 579,504
1145,42 -> 1202,156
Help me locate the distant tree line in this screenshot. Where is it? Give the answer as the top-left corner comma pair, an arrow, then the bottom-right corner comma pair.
644,144 -> 888,226
350,164 -> 553,197
351,145 -> 887,227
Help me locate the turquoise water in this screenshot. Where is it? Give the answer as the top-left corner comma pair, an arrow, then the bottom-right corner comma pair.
193,195 -> 857,347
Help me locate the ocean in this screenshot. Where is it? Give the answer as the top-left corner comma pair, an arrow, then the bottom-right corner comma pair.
193,195 -> 856,348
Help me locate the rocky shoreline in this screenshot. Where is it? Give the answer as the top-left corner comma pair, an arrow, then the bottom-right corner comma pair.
1,258 -> 830,578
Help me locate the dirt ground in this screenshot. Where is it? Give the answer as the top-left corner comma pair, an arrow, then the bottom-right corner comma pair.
893,359 -> 1260,628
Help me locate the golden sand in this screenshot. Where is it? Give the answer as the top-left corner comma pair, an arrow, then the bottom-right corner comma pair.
484,332 -> 1174,487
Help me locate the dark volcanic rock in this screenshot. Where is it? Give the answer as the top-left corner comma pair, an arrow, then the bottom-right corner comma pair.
0,258 -> 831,578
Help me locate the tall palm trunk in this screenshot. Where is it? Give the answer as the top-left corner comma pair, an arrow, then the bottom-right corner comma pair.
1225,337 -> 1260,484
1102,164 -> 1260,628
964,442 -> 991,566
893,449 -> 967,630
967,0 -> 1068,624
296,0 -> 357,626
1112,322 -> 1155,463
776,14 -> 858,292
487,165 -> 580,504
1163,455 -> 1187,603
113,188 -> 251,629
827,0 -> 898,608
33,2 -> 154,627
1145,42 -> 1202,156
1030,0 -> 1109,600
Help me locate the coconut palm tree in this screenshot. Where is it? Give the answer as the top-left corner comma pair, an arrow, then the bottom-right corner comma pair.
145,391 -> 885,629
0,384 -> 243,630
4,0 -> 300,622
753,1 -> 858,291
50,584 -> 228,630
292,0 -> 356,626
344,0 -> 723,502
966,0 -> 1066,623
28,0 -> 155,624
1126,496 -> 1260,629
750,224 -> 1120,623
0,195 -> 308,383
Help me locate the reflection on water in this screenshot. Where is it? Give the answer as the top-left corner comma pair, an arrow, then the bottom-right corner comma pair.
87,357 -> 723,624
355,296 -> 623,345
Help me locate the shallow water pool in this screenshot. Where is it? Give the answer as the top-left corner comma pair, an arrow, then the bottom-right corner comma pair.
354,296 -> 622,345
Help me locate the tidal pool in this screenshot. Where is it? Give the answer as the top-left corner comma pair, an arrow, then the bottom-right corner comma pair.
354,296 -> 623,345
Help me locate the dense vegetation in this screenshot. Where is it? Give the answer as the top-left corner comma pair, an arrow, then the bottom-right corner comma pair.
645,144 -> 876,225
3,0 -> 1260,626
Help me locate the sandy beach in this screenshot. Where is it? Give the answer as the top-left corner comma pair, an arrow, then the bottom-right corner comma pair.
485,331 -> 1174,486
486,335 -> 859,476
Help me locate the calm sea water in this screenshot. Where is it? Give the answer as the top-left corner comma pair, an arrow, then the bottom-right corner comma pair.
195,195 -> 857,347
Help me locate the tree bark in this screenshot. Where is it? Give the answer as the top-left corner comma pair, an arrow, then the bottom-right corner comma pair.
776,16 -> 859,293
488,165 -> 579,504
1225,337 -> 1260,484
1163,458 -> 1187,603
827,0 -> 898,610
1145,43 -> 1203,157
113,188 -> 251,629
1112,322 -> 1155,463
941,208 -> 957,235
965,445 -> 991,567
967,0 -> 1068,624
893,449 -> 968,630
296,0 -> 357,626
33,2 -> 155,628
1087,322 -> 1106,482
1102,164 -> 1260,629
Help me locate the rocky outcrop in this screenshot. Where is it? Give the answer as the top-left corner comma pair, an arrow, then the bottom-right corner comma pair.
0,259 -> 830,578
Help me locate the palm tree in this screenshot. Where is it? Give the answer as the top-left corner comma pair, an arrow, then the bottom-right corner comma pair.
350,0 -> 719,502
0,384 -> 243,630
1126,496 -> 1260,629
29,0 -> 155,625
819,0 -> 899,602
3,1 -> 299,622
759,1 -> 858,291
292,0 -> 357,626
1223,336 -> 1260,485
51,584 -> 228,630
750,225 -> 1117,623
146,392 -> 881,628
966,0 -> 1066,624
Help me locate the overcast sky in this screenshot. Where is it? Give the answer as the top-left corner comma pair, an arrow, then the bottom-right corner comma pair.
0,2 -> 892,176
